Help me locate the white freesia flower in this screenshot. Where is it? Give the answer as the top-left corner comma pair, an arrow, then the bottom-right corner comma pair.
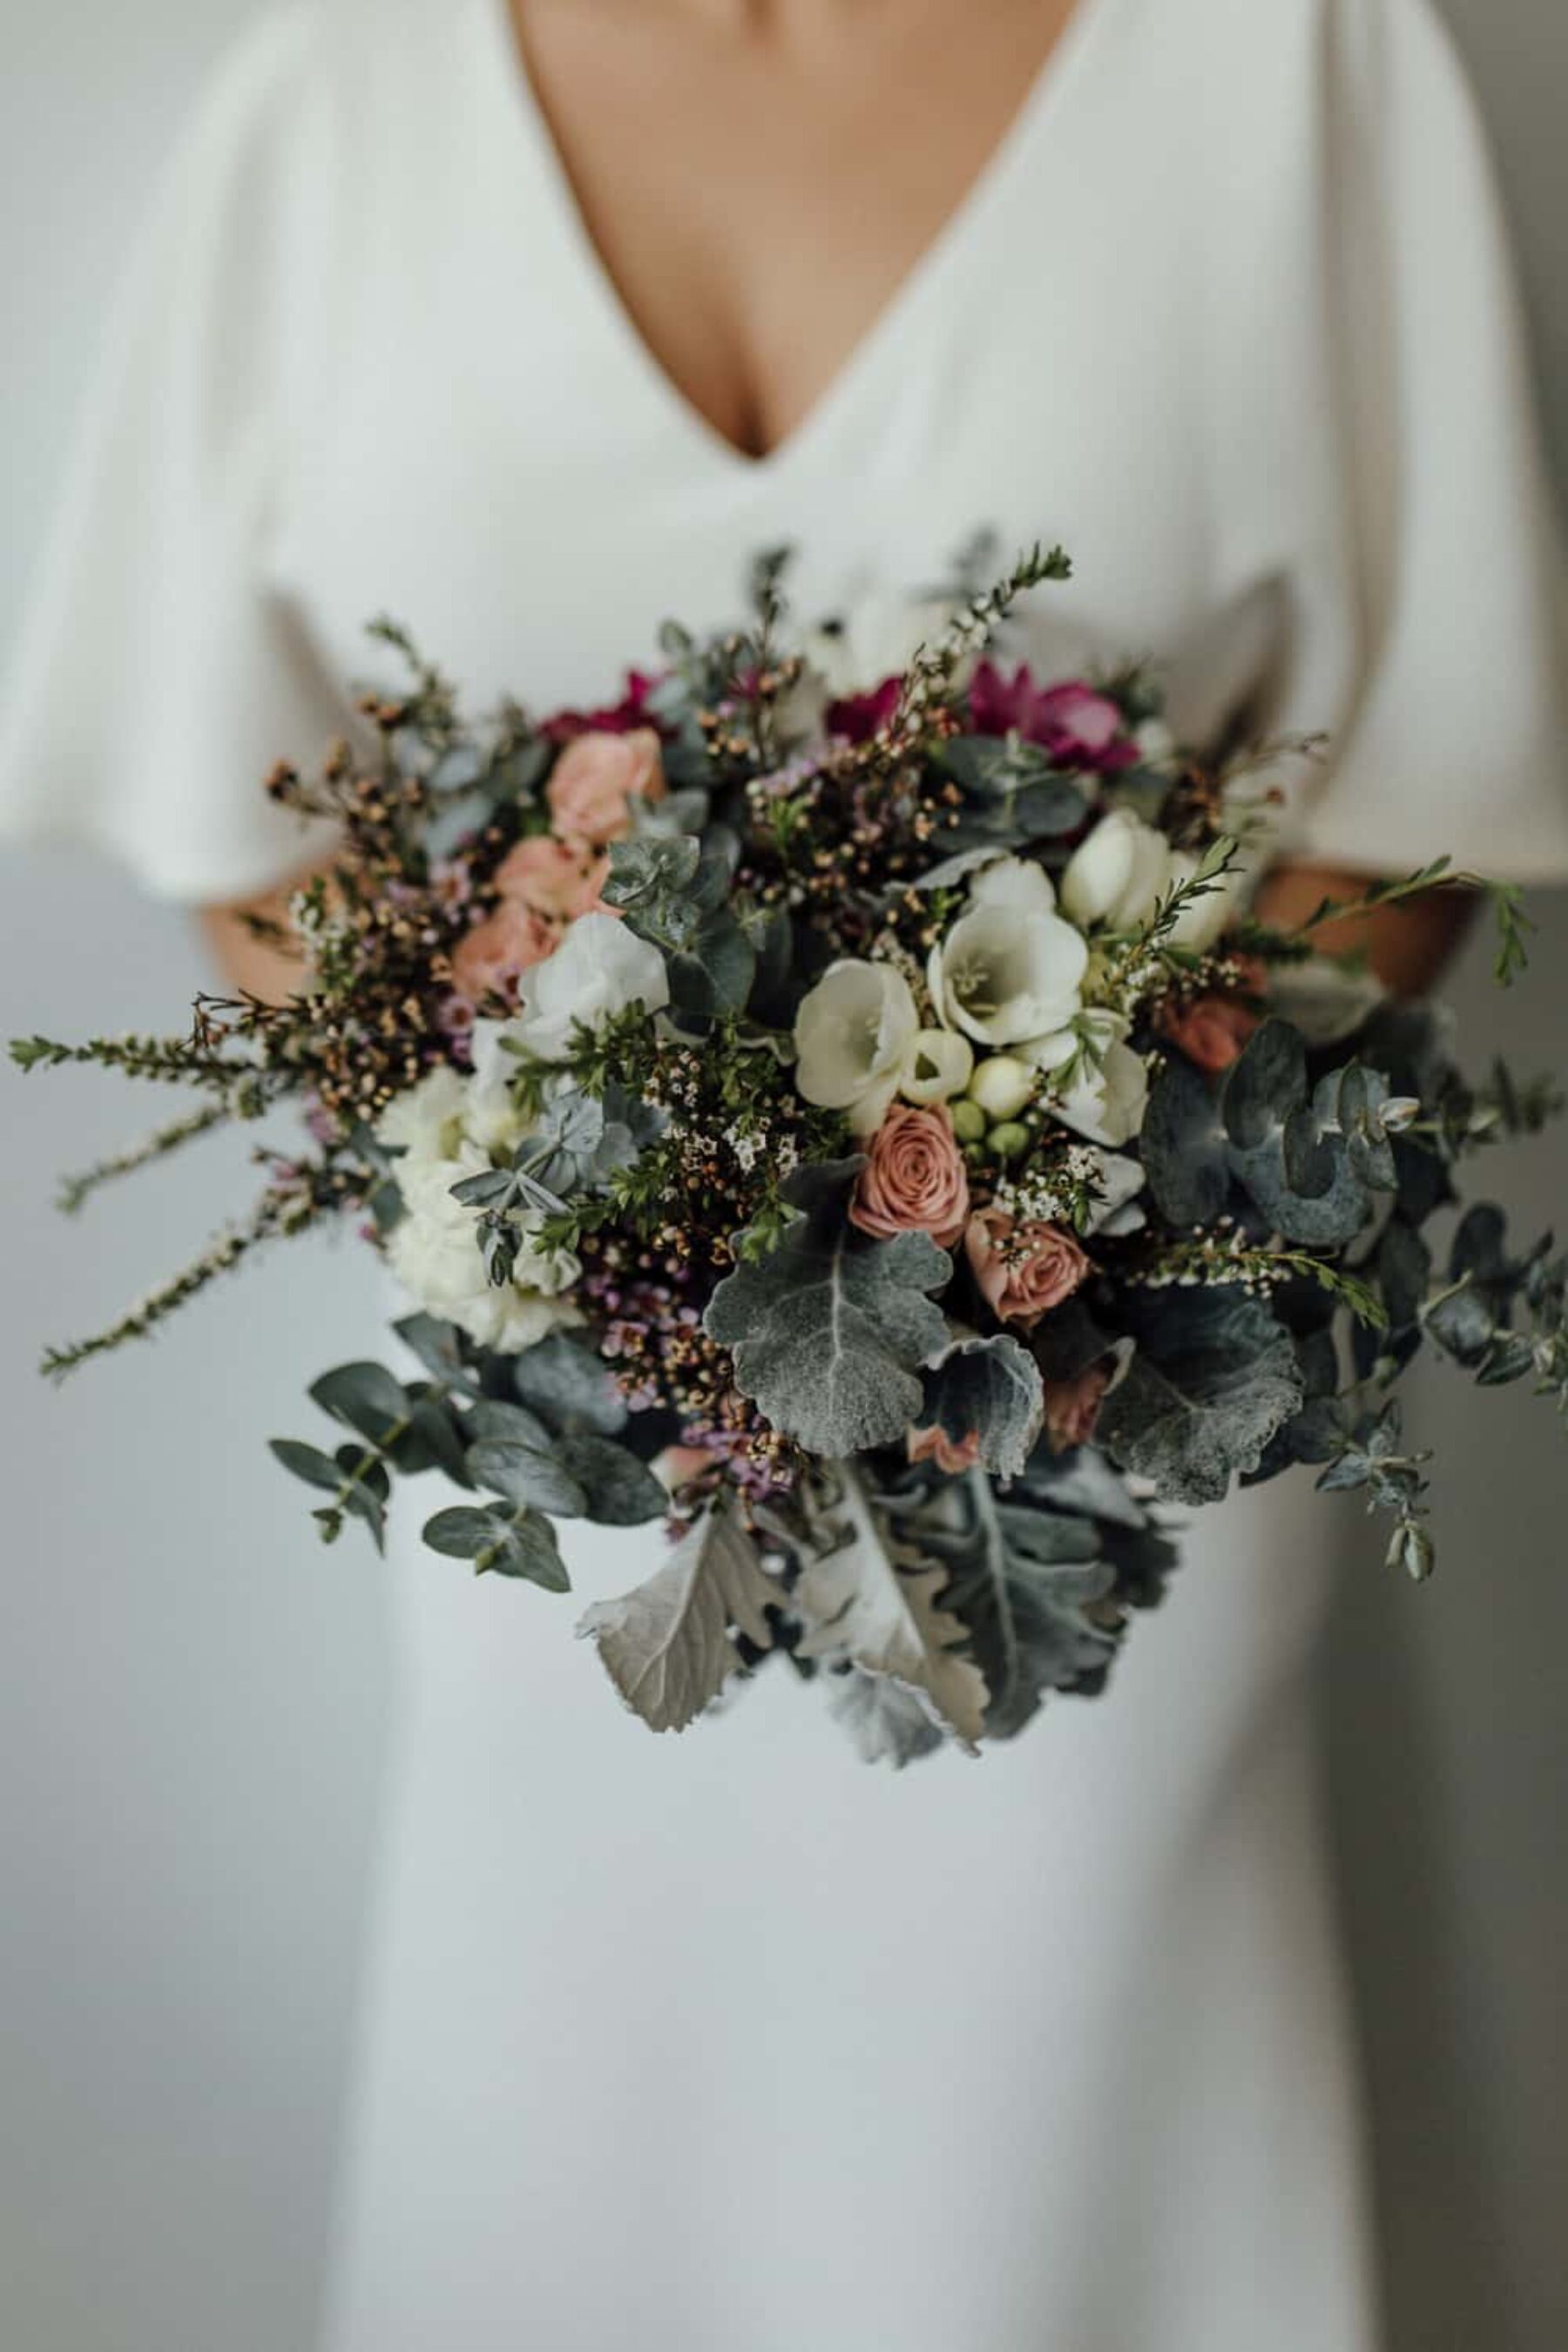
966,1054 -> 1037,1122
967,854 -> 1058,916
375,1064 -> 469,1171
794,959 -> 920,1134
899,1026 -> 974,1107
387,1144 -> 581,1353
509,912 -> 668,1062
1163,843 -> 1254,951
1059,808 -> 1173,932
1030,1010 -> 1151,1147
1080,1148 -> 1147,1237
928,901 -> 1088,1048
465,1019 -> 534,1154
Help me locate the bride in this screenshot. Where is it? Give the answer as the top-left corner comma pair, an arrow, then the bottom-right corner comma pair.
6,2 -> 1567,2344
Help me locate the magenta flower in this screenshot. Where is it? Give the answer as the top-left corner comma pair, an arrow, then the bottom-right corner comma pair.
826,675 -> 902,743
968,662 -> 1137,774
541,670 -> 662,743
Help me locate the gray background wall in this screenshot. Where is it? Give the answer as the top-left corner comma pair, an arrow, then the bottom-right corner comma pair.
1,3 -> 1564,2348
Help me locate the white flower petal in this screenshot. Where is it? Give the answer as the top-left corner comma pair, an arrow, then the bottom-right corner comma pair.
900,1027 -> 974,1106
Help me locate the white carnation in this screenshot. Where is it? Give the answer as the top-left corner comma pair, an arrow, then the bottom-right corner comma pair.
466,1019 -> 533,1154
510,912 -> 668,1063
375,1064 -> 469,1172
794,959 -> 920,1135
387,1143 -> 581,1354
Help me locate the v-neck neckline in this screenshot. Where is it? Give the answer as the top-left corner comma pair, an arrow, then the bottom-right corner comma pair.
480,0 -> 1117,482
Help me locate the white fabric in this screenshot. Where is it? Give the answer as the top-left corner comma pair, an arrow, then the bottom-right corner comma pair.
4,0 -> 1567,2345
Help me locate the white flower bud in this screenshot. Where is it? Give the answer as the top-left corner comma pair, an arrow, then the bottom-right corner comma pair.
966,1054 -> 1037,1122
1060,808 -> 1173,932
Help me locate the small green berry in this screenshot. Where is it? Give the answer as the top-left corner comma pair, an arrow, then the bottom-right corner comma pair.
950,1098 -> 988,1145
989,1121 -> 1030,1160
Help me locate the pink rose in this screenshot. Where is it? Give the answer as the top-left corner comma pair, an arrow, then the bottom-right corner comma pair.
906,1422 -> 984,1477
545,727 -> 666,847
449,896 -> 557,1010
1155,991 -> 1261,1076
964,1206 -> 1090,1331
850,1105 -> 970,1251
495,834 -> 611,922
1042,1362 -> 1113,1452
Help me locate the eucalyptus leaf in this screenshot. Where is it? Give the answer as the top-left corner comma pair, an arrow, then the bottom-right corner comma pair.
556,1431 -> 667,1524
512,1332 -> 629,1435
467,1438 -> 588,1518
269,1438 -> 347,1493
1098,1287 -> 1304,1505
308,1361 -> 409,1444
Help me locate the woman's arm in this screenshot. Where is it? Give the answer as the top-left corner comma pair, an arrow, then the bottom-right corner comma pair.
204,859 -> 1477,1010
1251,861 -> 1476,998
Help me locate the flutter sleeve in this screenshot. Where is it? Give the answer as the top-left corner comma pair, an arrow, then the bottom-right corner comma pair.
1292,0 -> 1568,880
0,4 -> 344,902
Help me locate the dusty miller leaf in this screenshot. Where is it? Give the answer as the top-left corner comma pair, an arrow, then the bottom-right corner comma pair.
916,1333 -> 1044,1480
789,1463 -> 990,1751
577,1500 -> 781,1733
704,1161 -> 950,1455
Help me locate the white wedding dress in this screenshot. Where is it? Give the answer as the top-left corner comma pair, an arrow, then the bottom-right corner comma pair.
6,2 -> 1568,2345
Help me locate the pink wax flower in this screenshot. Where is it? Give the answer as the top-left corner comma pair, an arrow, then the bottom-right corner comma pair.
849,1105 -> 970,1251
964,1206 -> 1091,1331
545,727 -> 666,847
449,896 -> 558,1010
1156,991 -> 1262,1076
495,833 -> 612,922
826,675 -> 902,743
1042,1362 -> 1113,1452
969,662 -> 1137,774
906,1422 -> 985,1477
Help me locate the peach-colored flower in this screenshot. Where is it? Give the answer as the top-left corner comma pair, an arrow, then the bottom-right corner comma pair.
907,1422 -> 984,1476
1156,991 -> 1260,1076
449,897 -> 557,1010
495,834 -> 611,923
653,1443 -> 720,1495
964,1206 -> 1090,1331
1042,1362 -> 1113,1452
545,727 -> 666,846
850,1105 -> 970,1250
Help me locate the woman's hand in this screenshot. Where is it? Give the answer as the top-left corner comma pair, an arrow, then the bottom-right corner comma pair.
199,863 -> 327,1005
1251,862 -> 1477,999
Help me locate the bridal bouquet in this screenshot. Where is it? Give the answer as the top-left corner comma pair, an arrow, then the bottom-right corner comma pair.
16,546 -> 1565,1761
